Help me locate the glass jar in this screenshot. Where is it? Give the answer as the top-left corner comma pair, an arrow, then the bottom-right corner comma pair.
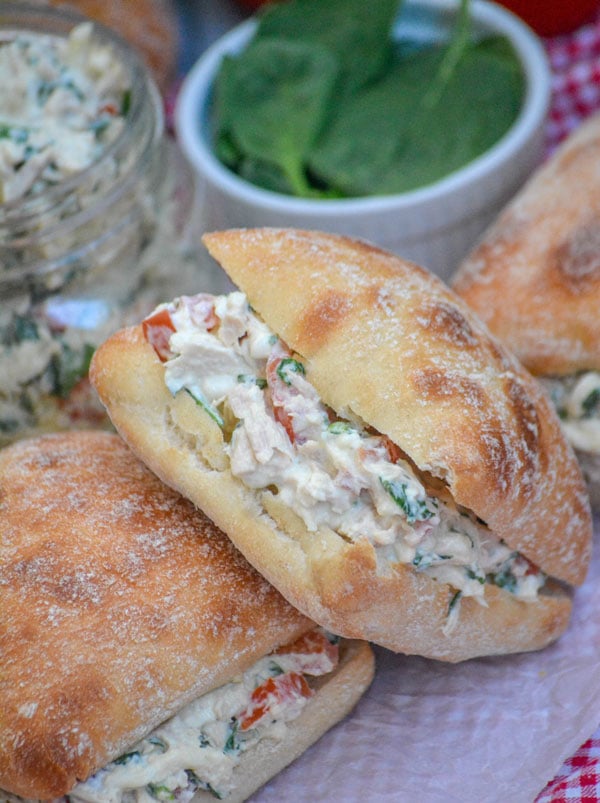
0,2 -> 209,445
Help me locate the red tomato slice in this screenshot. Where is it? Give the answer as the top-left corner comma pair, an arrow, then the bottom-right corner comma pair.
142,307 -> 175,362
266,348 -> 297,443
275,629 -> 339,672
238,672 -> 313,732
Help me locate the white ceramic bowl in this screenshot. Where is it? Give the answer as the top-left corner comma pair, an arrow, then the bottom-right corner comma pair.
175,0 -> 550,283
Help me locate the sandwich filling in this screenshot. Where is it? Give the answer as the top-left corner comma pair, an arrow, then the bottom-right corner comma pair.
143,292 -> 546,613
542,372 -> 600,455
2,629 -> 338,803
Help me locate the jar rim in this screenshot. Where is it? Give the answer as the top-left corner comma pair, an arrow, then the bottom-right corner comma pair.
0,1 -> 164,224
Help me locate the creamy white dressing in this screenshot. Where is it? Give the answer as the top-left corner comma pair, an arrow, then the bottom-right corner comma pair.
0,23 -> 127,203
154,292 -> 545,606
2,632 -> 337,803
541,372 -> 600,454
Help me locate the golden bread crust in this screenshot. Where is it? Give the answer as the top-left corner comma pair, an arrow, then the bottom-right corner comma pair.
201,228 -> 591,587
0,431 -> 313,799
452,112 -> 600,376
91,323 -> 572,662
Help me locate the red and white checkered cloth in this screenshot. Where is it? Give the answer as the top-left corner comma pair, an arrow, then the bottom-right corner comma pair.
533,12 -> 600,801
536,735 -> 600,801
545,6 -> 600,153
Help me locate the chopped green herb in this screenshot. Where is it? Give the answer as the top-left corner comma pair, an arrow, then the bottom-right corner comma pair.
146,783 -> 175,801
488,553 -> 519,592
113,750 -> 140,765
148,735 -> 168,752
0,123 -> 29,143
90,118 -> 111,138
582,387 -> 600,417
237,373 -> 267,389
448,589 -> 462,615
121,88 -> 132,116
380,478 -> 435,523
268,660 -> 285,676
50,342 -> 95,399
412,551 -> 451,569
328,420 -> 354,434
37,77 -> 85,105
466,568 -> 485,584
8,314 -> 39,344
276,358 -> 305,385
186,389 -> 224,428
186,769 -> 224,797
489,567 -> 517,593
224,720 -> 240,754
0,418 -> 20,434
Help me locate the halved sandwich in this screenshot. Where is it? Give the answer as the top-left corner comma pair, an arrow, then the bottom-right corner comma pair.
90,228 -> 592,662
452,112 -> 600,506
0,430 -> 374,802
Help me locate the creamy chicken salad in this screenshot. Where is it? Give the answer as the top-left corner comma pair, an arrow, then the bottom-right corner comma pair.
542,372 -> 600,455
0,20 -> 200,444
0,22 -> 128,204
143,292 -> 546,617
1,630 -> 338,803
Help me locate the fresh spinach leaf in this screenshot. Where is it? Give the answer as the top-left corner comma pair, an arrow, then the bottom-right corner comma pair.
309,27 -> 524,195
211,0 -> 523,198
308,49 -> 444,195
255,0 -> 401,96
214,38 -> 338,196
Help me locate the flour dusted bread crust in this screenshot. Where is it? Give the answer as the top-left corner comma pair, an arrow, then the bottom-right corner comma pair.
452,112 -> 600,377
451,115 -> 600,502
90,228 -> 592,662
0,431 -> 373,800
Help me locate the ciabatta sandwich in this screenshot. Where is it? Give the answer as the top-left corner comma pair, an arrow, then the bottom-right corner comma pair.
90,228 -> 592,663
452,112 -> 600,506
0,431 -> 374,802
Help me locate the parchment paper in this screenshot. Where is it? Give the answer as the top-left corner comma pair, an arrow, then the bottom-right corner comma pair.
251,518 -> 600,802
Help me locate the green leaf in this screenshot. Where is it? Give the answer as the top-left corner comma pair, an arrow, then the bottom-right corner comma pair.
120,89 -> 132,116
113,750 -> 140,765
217,38 -> 338,197
224,720 -> 240,754
0,122 -> 29,143
309,25 -> 524,195
185,388 -> 224,428
255,0 -> 401,96
328,421 -> 354,435
51,342 -> 95,399
276,358 -> 305,385
380,478 -> 435,523
448,589 -> 462,615
146,784 -> 176,801
237,373 -> 267,389
582,387 -> 600,416
8,314 -> 39,344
